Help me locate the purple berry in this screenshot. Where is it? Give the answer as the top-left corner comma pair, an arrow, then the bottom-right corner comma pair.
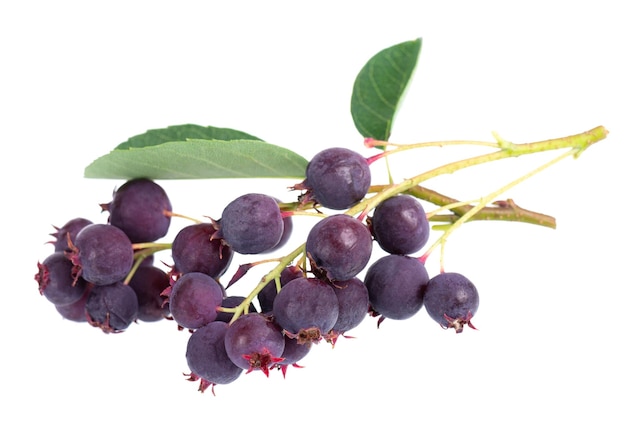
364,254 -> 429,322
272,277 -> 339,344
127,265 -> 171,322
303,147 -> 371,210
306,214 -> 372,281
85,281 -> 138,333
257,265 -> 304,313
224,313 -> 285,376
185,321 -> 243,393
171,222 -> 233,279
273,336 -> 312,378
219,193 -> 284,254
327,277 -> 370,344
35,251 -> 88,306
101,178 -> 172,243
371,194 -> 430,255
214,296 -> 258,323
168,272 -> 224,330
423,272 -> 479,333
55,286 -> 91,322
69,223 -> 134,286
50,217 -> 93,252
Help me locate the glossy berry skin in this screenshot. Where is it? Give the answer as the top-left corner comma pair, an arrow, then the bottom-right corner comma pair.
364,254 -> 429,321
50,217 -> 93,252
186,321 -> 243,392
257,265 -> 304,313
36,251 -> 88,306
423,272 -> 479,333
171,222 -> 233,279
85,281 -> 138,333
168,272 -> 224,330
71,223 -> 134,286
371,194 -> 430,255
329,277 -> 370,337
127,265 -> 170,322
272,277 -> 339,344
101,178 -> 172,243
220,193 -> 284,254
224,313 -> 285,376
306,214 -> 372,281
304,147 -> 371,210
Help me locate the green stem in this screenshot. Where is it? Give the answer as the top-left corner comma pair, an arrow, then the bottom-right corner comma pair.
347,126 -> 608,219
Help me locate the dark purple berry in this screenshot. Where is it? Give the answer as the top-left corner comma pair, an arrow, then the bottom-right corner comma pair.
219,193 -> 284,254
364,254 -> 429,322
423,272 -> 479,333
273,336 -> 311,378
224,313 -> 285,376
371,194 -> 430,255
327,277 -> 370,344
35,251 -> 88,306
85,281 -> 139,333
69,223 -> 134,286
257,265 -> 304,313
101,178 -> 172,243
302,147 -> 371,210
171,222 -> 233,279
127,265 -> 170,322
261,198 -> 293,253
50,217 -> 93,252
185,321 -> 243,393
272,277 -> 339,344
55,286 -> 91,322
306,214 -> 372,281
168,272 -> 224,330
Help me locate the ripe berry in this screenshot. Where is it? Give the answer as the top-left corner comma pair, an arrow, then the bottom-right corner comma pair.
127,265 -> 170,322
171,222 -> 233,279
85,281 -> 139,333
257,265 -> 304,313
327,277 -> 370,344
168,272 -> 224,330
306,214 -> 372,281
50,217 -> 93,252
101,178 -> 172,243
214,296 -> 258,323
371,194 -> 430,255
185,321 -> 243,393
302,147 -> 371,210
364,254 -> 429,321
69,223 -> 134,286
423,272 -> 479,333
272,277 -> 339,344
224,313 -> 285,376
219,193 -> 284,254
273,335 -> 311,378
35,251 -> 88,306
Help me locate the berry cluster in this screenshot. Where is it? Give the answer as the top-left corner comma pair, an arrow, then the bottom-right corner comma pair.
34,147 -> 480,395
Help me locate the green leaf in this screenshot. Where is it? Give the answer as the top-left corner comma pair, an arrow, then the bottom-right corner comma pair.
114,124 -> 263,150
85,138 -> 308,180
350,38 -> 422,141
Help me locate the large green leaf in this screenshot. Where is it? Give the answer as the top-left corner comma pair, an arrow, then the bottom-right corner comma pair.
350,38 -> 422,141
85,139 -> 308,179
114,124 -> 263,150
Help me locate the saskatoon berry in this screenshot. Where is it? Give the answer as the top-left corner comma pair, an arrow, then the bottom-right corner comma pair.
55,286 -> 91,323
127,265 -> 171,322
272,277 -> 339,344
327,277 -> 370,344
85,281 -> 139,333
273,335 -> 312,378
257,265 -> 304,313
171,222 -> 233,279
303,147 -> 371,210
35,251 -> 88,306
185,321 -> 243,393
224,313 -> 285,376
70,223 -> 134,286
423,272 -> 479,333
364,254 -> 429,321
101,178 -> 172,243
219,193 -> 284,254
371,194 -> 430,255
261,198 -> 293,253
168,272 -> 224,330
306,214 -> 372,281
50,217 -> 93,252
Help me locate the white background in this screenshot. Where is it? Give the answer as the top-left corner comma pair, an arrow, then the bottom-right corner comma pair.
3,1 -> 624,425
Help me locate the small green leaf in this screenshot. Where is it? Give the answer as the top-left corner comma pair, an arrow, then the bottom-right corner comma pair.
114,124 -> 263,150
350,38 -> 422,141
84,139 -> 308,180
